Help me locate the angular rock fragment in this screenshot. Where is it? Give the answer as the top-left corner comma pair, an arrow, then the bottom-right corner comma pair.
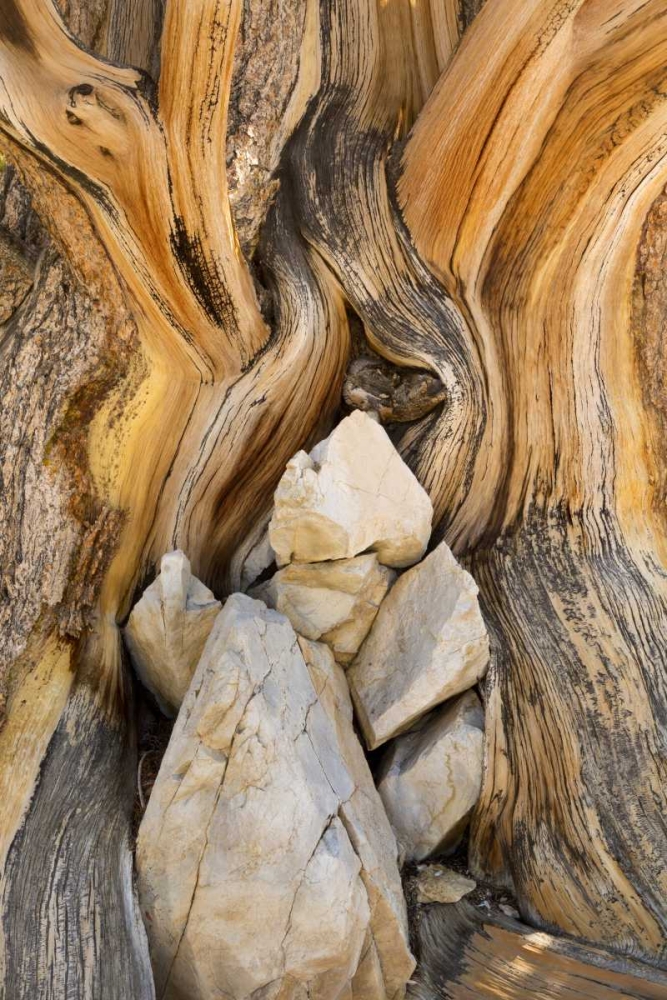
239,521 -> 275,591
347,541 -> 489,749
269,409 -> 432,568
252,554 -> 395,664
124,550 -> 221,716
298,638 -> 415,997
414,865 -> 476,905
377,691 -> 485,862
136,594 -> 414,1000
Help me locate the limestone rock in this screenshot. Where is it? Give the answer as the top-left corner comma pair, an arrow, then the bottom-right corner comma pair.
124,550 -> 221,716
298,638 -> 415,997
377,691 -> 485,862
239,522 -> 275,591
347,541 -> 489,749
269,409 -> 432,568
252,554 -> 395,664
414,865 -> 476,905
136,594 -> 414,1000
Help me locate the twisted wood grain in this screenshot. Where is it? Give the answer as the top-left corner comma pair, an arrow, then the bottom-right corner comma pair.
401,0 -> 667,960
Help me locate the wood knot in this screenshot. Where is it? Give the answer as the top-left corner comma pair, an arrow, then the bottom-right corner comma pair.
343,355 -> 447,423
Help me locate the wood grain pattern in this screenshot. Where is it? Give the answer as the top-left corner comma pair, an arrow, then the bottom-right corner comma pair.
283,0 -> 492,542
1,0 -> 666,991
411,901 -> 667,1000
400,0 -> 667,961
2,686 -> 154,998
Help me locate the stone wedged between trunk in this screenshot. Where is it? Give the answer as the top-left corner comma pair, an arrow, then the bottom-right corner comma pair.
251,553 -> 395,664
377,689 -> 484,862
348,539 -> 489,750
269,409 -> 433,569
136,593 -> 414,1000
124,550 -> 221,717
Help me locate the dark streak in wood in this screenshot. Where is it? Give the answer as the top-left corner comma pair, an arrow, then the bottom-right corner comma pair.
411,901 -> 667,999
2,686 -> 154,999
170,215 -> 235,330
0,0 -> 36,56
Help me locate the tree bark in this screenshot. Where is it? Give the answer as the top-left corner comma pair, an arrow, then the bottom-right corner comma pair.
0,0 -> 666,994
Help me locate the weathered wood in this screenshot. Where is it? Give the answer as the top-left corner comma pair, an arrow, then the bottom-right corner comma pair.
2,686 -> 154,999
411,901 -> 667,1000
398,0 -> 667,960
283,0 -> 489,537
1,0 -> 666,991
0,1 -> 347,987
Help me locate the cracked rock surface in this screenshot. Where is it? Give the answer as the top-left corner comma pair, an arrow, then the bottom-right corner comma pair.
269,410 -> 432,569
377,690 -> 485,861
124,550 -> 222,716
347,540 -> 489,749
136,593 -> 414,1000
251,554 -> 395,664
298,638 -> 415,997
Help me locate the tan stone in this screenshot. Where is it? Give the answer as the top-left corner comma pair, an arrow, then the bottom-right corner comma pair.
414,865 -> 476,905
252,554 -> 395,664
137,595 -> 414,1000
299,638 -> 415,999
377,691 -> 485,862
123,550 -> 221,716
269,410 -> 432,569
239,522 -> 275,591
347,541 -> 489,749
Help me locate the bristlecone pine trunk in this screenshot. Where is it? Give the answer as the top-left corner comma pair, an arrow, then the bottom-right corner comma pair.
0,0 -> 666,996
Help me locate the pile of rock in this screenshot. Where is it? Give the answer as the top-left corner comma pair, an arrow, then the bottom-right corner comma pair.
255,410 -> 489,863
126,410 -> 490,1000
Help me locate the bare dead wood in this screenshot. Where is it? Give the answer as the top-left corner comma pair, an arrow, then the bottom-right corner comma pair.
411,901 -> 667,1000
0,0 -> 666,993
399,0 -> 667,960
1,687 -> 154,998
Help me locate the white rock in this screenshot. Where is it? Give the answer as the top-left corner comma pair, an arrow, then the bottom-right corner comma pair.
269,410 -> 432,568
377,691 -> 485,862
298,638 -> 415,998
251,554 -> 395,664
239,522 -> 275,591
124,550 -> 221,716
136,595 -> 414,1000
347,540 -> 489,749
